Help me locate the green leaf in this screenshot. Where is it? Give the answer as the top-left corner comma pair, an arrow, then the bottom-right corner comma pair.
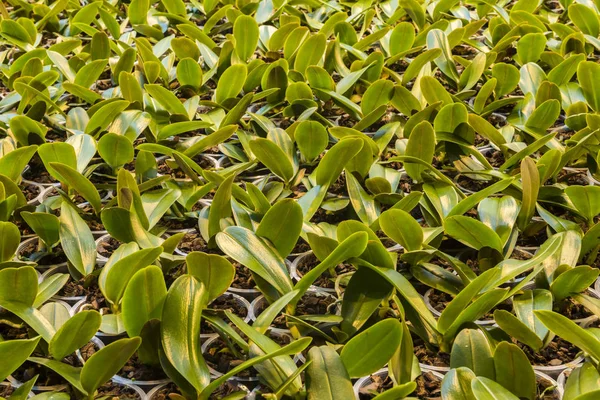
215,64 -> 247,104
358,259 -> 438,330
437,268 -> 500,333
85,100 -> 129,135
81,337 -> 141,396
315,138 -> 364,187
103,246 -> 163,306
0,337 -> 41,381
295,121 -> 328,162
49,310 -> 101,360
389,22 -> 415,56
569,4 -> 600,37
535,310 -> 600,361
161,275 -> 211,393
445,216 -> 503,252
450,328 -> 495,379
493,342 -> 536,400
401,48 -> 442,85
0,222 -> 20,262
361,79 -> 394,114
33,273 -> 69,309
341,319 -> 403,378
516,33 -> 546,64
578,61 -> 600,112
38,142 -> 77,181
216,226 -> 294,298
471,377 -> 520,400
379,209 -> 422,251
59,204 -> 96,276
249,138 -> 294,182
562,363 -> 600,399
293,232 -> 368,307
494,310 -> 543,351
295,33 -> 326,76
516,157 -> 540,231
256,199 -> 303,258
0,145 -> 38,182
565,186 -> 600,223
177,58 -> 202,91
427,29 -> 459,82
340,268 -> 392,337
306,346 -> 355,400
186,252 -> 234,302
49,163 -> 102,214
208,175 -> 234,239
441,367 -> 476,400
97,132 -> 134,171
405,120 -> 436,181
145,84 -> 189,118
233,15 -> 259,61
551,266 -> 599,302
122,266 -> 166,337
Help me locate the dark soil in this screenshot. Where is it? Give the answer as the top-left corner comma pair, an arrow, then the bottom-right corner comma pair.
295,291 -> 336,316
0,384 -> 14,398
295,253 -> 354,289
414,337 -> 450,368
204,337 -> 255,377
230,264 -> 256,290
517,336 -> 580,367
358,371 -> 441,399
117,353 -> 167,382
177,231 -> 209,253
96,381 -> 142,399
538,376 -> 560,400
19,240 -> 67,265
21,184 -> 41,201
98,236 -> 121,258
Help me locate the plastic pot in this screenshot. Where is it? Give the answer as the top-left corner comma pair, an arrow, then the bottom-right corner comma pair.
289,251 -> 336,295
202,292 -> 252,339
15,236 -> 68,270
250,289 -> 340,335
71,298 -> 127,342
0,381 -> 34,398
146,380 -> 249,399
39,265 -> 87,305
353,367 -> 445,400
76,336 -> 105,365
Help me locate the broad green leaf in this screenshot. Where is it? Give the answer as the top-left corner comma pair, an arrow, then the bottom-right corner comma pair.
578,61 -> 600,112
186,252 -> 234,302
256,199 -> 303,258
380,209 -> 422,251
249,138 -> 294,182
49,163 -> 102,213
81,337 -> 141,396
315,138 -> 363,187
49,310 -> 101,360
471,377 -> 520,400
340,319 -> 403,378
565,186 -> 600,223
445,216 -> 503,252
122,266 -> 167,337
405,120 -> 436,181
161,275 -> 211,393
0,145 -> 38,182
216,226 -> 294,297
295,33 -> 326,76
0,337 -> 41,381
85,100 -> 129,135
233,15 -> 259,60
441,367 -> 476,400
146,84 -> 189,117
59,204 -> 96,276
215,64 -> 247,104
493,342 -> 536,400
535,310 -> 600,361
516,157 -> 539,231
0,221 -> 20,262
306,346 -> 355,400
450,328 -> 495,379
